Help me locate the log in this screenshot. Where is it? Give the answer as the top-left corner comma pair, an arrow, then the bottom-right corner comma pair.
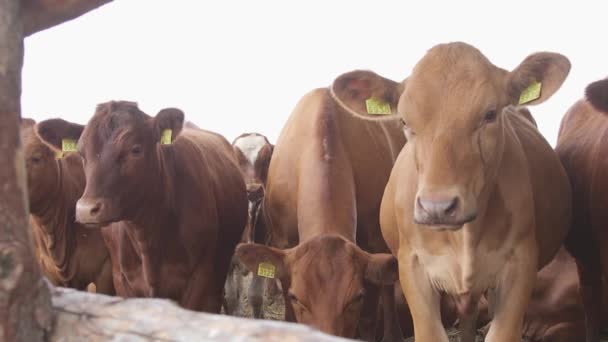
0,0 -> 54,340
51,287 -> 354,341
21,0 -> 113,36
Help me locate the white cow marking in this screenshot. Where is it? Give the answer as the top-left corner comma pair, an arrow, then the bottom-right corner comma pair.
234,135 -> 267,166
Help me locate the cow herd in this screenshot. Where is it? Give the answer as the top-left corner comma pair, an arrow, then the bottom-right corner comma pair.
19,42 -> 608,342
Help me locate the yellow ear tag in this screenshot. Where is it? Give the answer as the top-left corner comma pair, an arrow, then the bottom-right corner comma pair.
519,81 -> 542,105
57,138 -> 77,158
365,97 -> 392,115
160,129 -> 172,145
257,262 -> 276,279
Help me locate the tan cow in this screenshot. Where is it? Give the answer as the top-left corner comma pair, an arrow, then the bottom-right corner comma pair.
21,118 -> 114,294
236,81 -> 407,340
331,42 -> 571,342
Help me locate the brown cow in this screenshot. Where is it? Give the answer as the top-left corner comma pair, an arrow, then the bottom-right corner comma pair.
36,101 -> 247,313
236,83 -> 406,340
21,118 -> 114,294
556,77 -> 608,341
224,133 -> 274,318
331,42 -> 572,342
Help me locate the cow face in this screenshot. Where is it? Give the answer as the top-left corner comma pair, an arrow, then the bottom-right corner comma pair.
37,101 -> 184,227
21,119 -> 57,212
586,78 -> 608,113
232,133 -> 273,205
236,235 -> 397,338
331,42 -> 569,230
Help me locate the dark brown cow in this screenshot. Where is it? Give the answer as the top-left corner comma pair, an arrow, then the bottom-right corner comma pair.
20,118 -> 113,294
224,133 -> 274,318
235,82 -> 407,340
36,101 -> 247,313
331,42 -> 572,342
556,77 -> 608,341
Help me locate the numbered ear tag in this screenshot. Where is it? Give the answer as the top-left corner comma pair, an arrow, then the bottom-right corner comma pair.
365,97 -> 392,115
57,138 -> 77,159
519,81 -> 542,105
160,129 -> 172,145
257,262 -> 276,279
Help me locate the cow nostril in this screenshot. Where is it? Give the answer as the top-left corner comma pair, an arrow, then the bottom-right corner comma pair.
90,202 -> 102,216
444,197 -> 458,215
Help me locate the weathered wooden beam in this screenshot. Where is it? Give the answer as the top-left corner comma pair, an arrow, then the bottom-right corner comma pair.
51,287 -> 355,342
21,0 -> 113,36
0,0 -> 54,340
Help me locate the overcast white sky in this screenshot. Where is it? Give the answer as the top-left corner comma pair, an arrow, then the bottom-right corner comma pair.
22,0 -> 607,146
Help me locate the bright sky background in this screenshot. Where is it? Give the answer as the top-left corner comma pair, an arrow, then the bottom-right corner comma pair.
23,0 -> 608,146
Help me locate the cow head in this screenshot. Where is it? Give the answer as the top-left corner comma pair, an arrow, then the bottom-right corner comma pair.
586,78 -> 608,114
232,133 -> 273,205
22,118 -> 84,214
331,42 -> 569,230
36,101 -> 185,227
236,235 -> 398,337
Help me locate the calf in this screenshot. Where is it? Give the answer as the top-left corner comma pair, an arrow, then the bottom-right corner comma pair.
224,133 -> 274,318
36,101 -> 247,312
236,82 -> 407,340
21,118 -> 113,294
332,42 -> 572,342
556,77 -> 608,341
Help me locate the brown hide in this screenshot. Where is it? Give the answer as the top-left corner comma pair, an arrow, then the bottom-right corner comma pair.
336,42 -> 571,342
21,119 -> 113,294
36,102 -> 247,313
236,81 -> 406,339
556,78 -> 608,341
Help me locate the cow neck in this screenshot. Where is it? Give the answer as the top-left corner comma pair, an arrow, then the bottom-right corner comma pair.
30,158 -> 78,284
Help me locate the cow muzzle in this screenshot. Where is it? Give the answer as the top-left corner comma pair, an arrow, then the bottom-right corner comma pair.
75,197 -> 116,228
246,183 -> 265,204
414,192 -> 477,230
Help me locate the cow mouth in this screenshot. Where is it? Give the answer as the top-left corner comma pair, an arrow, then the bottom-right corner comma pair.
414,213 -> 477,231
78,219 -> 119,229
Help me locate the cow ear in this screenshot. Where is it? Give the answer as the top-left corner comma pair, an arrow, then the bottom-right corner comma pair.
154,108 -> 185,144
364,253 -> 398,285
35,118 -> 84,151
508,52 -> 570,106
235,243 -> 288,279
330,70 -> 404,121
585,78 -> 608,114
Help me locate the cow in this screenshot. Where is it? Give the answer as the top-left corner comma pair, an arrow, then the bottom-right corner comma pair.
35,101 -> 247,313
555,77 -> 608,342
20,118 -> 114,294
329,42 -> 572,342
223,133 -> 275,318
235,81 -> 407,341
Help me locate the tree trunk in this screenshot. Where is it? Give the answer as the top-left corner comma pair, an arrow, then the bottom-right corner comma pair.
21,0 -> 113,36
0,0 -> 54,340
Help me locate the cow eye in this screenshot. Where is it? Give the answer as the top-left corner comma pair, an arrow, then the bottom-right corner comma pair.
131,145 -> 142,155
30,155 -> 42,164
287,291 -> 300,304
400,118 -> 415,139
484,110 -> 498,123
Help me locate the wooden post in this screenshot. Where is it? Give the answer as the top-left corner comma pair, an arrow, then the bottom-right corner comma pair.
0,0 -> 54,340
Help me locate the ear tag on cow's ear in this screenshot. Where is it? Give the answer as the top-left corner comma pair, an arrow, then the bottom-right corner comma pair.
160,129 -> 172,145
365,97 -> 392,115
519,81 -> 542,105
57,138 -> 77,159
257,262 -> 276,279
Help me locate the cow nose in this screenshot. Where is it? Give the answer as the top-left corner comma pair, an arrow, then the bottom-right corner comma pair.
417,196 -> 459,217
246,183 -> 265,203
76,198 -> 105,224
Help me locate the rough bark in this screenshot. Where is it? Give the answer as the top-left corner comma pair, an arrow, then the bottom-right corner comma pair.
21,0 -> 113,36
0,0 -> 54,340
51,287 -> 354,342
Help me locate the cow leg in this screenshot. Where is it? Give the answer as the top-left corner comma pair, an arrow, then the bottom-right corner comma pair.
223,259 -> 241,316
280,279 -> 296,322
248,274 -> 265,319
379,283 -> 404,342
398,253 -> 448,342
358,282 -> 380,342
94,258 -> 116,295
485,246 -> 536,342
458,299 -> 479,342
